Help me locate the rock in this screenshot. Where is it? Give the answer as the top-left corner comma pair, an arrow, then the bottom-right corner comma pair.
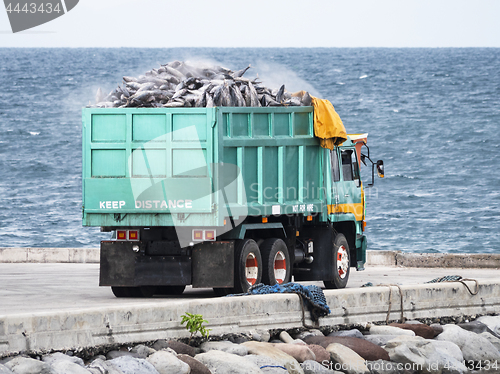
302,360 -> 339,374
294,329 -> 324,341
325,343 -> 370,374
131,344 -> 157,357
106,350 -> 144,360
435,324 -> 500,361
147,350 -> 190,374
369,325 -> 415,336
328,329 -> 364,339
245,354 -> 289,374
365,360 -> 400,374
257,329 -> 271,342
152,340 -> 196,357
280,331 -> 294,343
385,336 -> 467,374
363,335 -> 400,347
195,350 -> 262,374
0,364 -> 14,374
404,320 -> 423,325
87,358 -> 124,374
242,341 -> 305,374
480,331 -> 500,351
108,356 -> 160,374
200,341 -> 248,356
389,323 -> 437,339
4,357 -> 55,374
177,354 -> 212,374
227,334 -> 250,344
308,344 -> 330,363
430,323 -> 444,337
303,335 -> 390,361
50,361 -> 92,374
271,343 -> 316,362
88,355 -> 106,363
477,315 -> 500,336
42,352 -> 85,367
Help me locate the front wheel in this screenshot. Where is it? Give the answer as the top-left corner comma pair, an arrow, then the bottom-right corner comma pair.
323,233 -> 350,289
234,239 -> 262,293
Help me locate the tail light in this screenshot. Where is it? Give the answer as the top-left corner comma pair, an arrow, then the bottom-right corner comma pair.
115,230 -> 140,241
192,229 -> 216,242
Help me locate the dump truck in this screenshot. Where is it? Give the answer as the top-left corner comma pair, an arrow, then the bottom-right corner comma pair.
82,106 -> 383,297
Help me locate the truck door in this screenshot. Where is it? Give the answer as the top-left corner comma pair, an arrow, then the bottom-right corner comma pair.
330,148 -> 362,220
340,148 -> 362,219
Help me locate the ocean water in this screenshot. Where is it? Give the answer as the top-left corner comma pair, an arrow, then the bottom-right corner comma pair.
0,48 -> 499,253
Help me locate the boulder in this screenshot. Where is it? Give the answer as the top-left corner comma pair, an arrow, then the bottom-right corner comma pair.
87,358 -> 123,374
385,336 -> 467,374
200,341 -> 248,356
250,330 -> 271,342
42,352 -> 84,367
0,364 -> 14,374
106,350 -> 145,360
389,323 -> 438,339
365,360 -> 400,374
303,335 -> 390,361
430,324 -> 444,337
152,340 -> 196,357
280,331 -> 294,343
108,356 -> 160,374
195,350 -> 262,374
404,320 -> 424,325
245,354 -> 289,374
146,350 -> 190,374
50,361 -> 92,374
435,324 -> 500,361
363,335 -> 400,347
242,341 -> 305,374
301,360 -> 339,374
479,331 -> 500,351
4,357 -> 55,374
369,325 -> 415,336
271,343 -> 316,362
131,344 -> 157,357
325,343 -> 370,374
328,329 -> 364,339
177,354 -> 212,374
294,329 -> 324,341
308,344 -> 330,363
477,315 -> 500,336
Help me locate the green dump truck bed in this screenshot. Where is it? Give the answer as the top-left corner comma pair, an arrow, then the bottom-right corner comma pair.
82,106 -> 328,228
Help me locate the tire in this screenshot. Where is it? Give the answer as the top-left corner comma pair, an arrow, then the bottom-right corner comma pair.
233,239 -> 262,293
213,287 -> 231,297
323,233 -> 350,289
260,238 -> 291,285
157,285 -> 185,296
111,286 -> 132,298
111,286 -> 156,298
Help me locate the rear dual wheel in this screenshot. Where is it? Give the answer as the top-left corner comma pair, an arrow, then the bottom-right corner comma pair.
233,238 -> 262,293
260,238 -> 291,285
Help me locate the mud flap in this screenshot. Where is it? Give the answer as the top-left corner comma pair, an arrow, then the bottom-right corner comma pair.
192,241 -> 234,288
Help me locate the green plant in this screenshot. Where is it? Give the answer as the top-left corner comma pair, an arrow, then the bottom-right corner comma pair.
181,312 -> 211,341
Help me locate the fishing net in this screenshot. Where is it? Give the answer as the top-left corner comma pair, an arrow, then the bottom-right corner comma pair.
229,282 -> 331,321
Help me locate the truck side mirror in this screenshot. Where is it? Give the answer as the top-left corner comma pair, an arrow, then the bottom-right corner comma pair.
376,160 -> 384,178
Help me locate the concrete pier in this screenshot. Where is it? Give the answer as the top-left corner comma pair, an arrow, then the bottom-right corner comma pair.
0,248 -> 499,357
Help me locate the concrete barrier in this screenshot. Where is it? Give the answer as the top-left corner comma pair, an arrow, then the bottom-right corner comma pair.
2,248 -> 499,268
1,279 -> 499,357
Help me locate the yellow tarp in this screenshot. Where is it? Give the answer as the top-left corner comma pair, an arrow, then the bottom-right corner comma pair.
311,96 -> 347,150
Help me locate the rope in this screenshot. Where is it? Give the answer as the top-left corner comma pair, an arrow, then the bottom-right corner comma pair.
425,275 -> 479,295
376,284 -> 405,324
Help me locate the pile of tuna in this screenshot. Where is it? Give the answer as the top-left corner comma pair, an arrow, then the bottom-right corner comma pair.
89,61 -> 312,109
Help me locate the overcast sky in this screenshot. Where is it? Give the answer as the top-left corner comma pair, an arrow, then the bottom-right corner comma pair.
0,0 -> 499,48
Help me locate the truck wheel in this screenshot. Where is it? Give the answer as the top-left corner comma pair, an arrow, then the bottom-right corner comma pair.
234,239 -> 262,293
157,285 -> 185,295
260,238 -> 291,285
323,233 -> 350,289
111,286 -> 132,298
